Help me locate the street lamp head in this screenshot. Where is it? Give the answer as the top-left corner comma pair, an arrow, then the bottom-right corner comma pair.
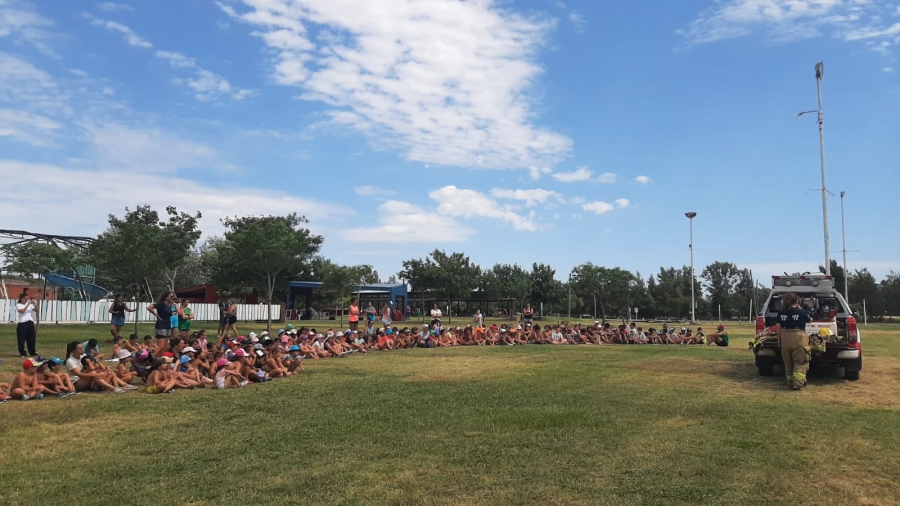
815,61 -> 824,80
685,212 -> 697,219
840,191 -> 845,198
795,110 -> 817,117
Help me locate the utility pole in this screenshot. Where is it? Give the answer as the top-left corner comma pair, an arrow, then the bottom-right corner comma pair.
685,212 -> 697,323
816,62 -> 831,276
840,191 -> 849,304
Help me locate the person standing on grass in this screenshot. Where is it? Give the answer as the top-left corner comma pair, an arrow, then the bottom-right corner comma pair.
218,299 -> 237,339
381,303 -> 392,328
776,292 -> 812,391
15,292 -> 39,358
430,303 -> 442,326
109,294 -> 135,339
177,299 -> 193,339
348,299 -> 360,333
473,309 -> 484,329
365,301 -> 377,324
522,303 -> 534,326
147,291 -> 176,357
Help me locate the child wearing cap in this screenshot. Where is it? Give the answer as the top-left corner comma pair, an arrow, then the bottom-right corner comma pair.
214,358 -> 245,389
11,359 -> 49,400
285,346 -> 305,374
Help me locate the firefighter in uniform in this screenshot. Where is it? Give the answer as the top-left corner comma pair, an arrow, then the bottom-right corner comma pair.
777,292 -> 812,390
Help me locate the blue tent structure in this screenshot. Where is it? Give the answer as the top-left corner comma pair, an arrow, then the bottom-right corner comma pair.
287,281 -> 408,320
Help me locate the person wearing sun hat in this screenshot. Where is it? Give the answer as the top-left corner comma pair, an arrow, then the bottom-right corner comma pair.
214,357 -> 244,389
10,358 -> 48,400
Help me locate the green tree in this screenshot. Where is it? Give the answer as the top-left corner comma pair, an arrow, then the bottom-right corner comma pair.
89,205 -> 201,300
479,263 -> 531,311
399,250 -> 481,320
530,263 -> 565,314
1,242 -> 78,278
881,272 -> 900,320
317,259 -> 381,322
848,268 -> 883,319
818,259 -> 846,300
210,213 -> 323,331
700,262 -> 740,318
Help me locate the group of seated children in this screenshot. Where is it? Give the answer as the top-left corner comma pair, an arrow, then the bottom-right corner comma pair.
0,321 -> 730,402
310,320 -> 729,349
0,327 -> 311,401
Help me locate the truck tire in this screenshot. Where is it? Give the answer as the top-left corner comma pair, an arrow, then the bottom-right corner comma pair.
844,370 -> 860,381
758,367 -> 774,376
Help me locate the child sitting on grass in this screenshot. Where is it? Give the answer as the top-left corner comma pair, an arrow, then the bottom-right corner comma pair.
11,359 -> 49,400
41,358 -> 77,396
214,358 -> 245,389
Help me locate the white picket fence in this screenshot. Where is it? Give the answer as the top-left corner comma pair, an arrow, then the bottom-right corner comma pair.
1,299 -> 282,324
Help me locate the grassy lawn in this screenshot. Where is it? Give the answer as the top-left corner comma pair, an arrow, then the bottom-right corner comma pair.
1,321 -> 899,505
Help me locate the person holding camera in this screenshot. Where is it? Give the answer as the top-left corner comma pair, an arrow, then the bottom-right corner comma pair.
16,292 -> 39,358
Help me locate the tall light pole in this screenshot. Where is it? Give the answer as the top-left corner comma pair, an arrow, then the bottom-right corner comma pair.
840,191 -> 849,303
568,272 -> 572,319
796,61 -> 830,276
685,212 -> 697,323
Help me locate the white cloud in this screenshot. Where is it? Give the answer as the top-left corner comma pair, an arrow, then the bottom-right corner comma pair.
597,172 -> 617,183
155,50 -> 196,68
490,188 -> 561,207
355,185 -> 397,197
568,11 -> 586,30
0,160 -> 351,239
552,166 -> 592,182
635,175 -> 652,184
84,122 -> 222,173
84,12 -> 152,48
529,166 -> 552,180
341,200 -> 474,243
0,108 -> 60,146
680,0 -> 900,52
0,51 -> 67,115
223,0 -> 572,170
844,22 -> 900,41
96,2 -> 135,12
82,16 -> 250,102
0,0 -> 56,56
430,186 -> 537,231
156,51 -> 252,101
615,198 -> 630,209
884,67 -> 895,73
582,201 -> 614,215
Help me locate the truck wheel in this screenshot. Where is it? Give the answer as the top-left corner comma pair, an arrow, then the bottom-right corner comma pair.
758,367 -> 774,376
844,370 -> 860,381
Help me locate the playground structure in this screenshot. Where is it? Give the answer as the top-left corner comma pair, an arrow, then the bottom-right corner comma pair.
0,229 -> 108,303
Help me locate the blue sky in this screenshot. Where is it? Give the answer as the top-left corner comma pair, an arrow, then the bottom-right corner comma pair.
1,0 -> 898,284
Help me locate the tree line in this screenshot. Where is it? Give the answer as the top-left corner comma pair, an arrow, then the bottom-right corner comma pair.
2,205 -> 899,322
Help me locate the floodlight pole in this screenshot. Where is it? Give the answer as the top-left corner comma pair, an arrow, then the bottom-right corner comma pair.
815,62 -> 831,276
840,191 -> 849,304
685,212 -> 697,323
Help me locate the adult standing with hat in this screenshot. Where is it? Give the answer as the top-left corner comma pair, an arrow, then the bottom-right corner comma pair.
777,292 -> 812,390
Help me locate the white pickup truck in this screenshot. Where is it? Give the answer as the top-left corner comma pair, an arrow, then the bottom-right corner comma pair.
753,273 -> 862,381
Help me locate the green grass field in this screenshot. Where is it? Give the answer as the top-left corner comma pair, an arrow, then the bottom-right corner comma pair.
1,320 -> 899,506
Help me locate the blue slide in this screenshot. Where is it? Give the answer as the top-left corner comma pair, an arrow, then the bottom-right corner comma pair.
43,273 -> 109,301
